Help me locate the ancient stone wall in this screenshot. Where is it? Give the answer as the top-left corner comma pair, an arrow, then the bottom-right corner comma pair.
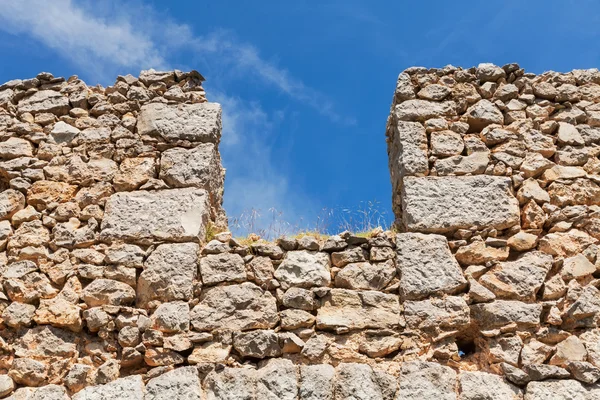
2,63 -> 600,399
385,63 -> 600,398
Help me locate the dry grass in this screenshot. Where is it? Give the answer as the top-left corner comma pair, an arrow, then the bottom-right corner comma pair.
229,200 -> 391,242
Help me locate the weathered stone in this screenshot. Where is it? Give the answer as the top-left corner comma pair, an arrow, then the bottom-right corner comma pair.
146,366 -> 201,400
538,229 -> 597,257
72,375 -> 144,400
507,231 -> 539,252
454,240 -> 510,265
27,181 -> 77,209
299,364 -> 335,400
151,301 -> 190,333
275,250 -> 331,289
191,282 -> 278,331
144,347 -> 185,366
465,99 -> 504,131
257,358 -> 298,400
160,143 -> 224,190
204,368 -> 256,400
388,120 -> 429,195
517,179 -> 550,204
562,254 -> 596,280
82,279 -> 135,307
394,99 -> 456,122
18,90 -> 69,115
520,152 -> 555,178
233,330 -> 282,359
471,300 -> 542,331
396,232 -> 466,299
479,251 -> 552,301
418,84 -> 451,101
100,188 -> 210,243
331,247 -> 367,267
280,309 -> 315,330
358,332 -> 403,358
402,176 -> 520,233
0,137 -> 33,160
188,342 -> 231,364
2,301 -> 36,328
34,296 -> 83,332
112,157 -> 156,191
459,371 -> 523,400
9,358 -> 47,387
13,325 -> 78,361
316,289 -> 401,331
137,102 -> 221,143
50,121 -> 80,144
483,335 -> 523,366
334,260 -> 395,291
404,296 -> 470,334
524,379 -> 591,400
521,339 -> 554,365
431,130 -> 464,157
334,363 -> 395,400
434,151 -> 490,176
137,243 -> 199,307
282,287 -> 318,310
550,335 -> 588,366
397,361 -> 457,400
200,253 -> 246,285
0,375 -> 15,397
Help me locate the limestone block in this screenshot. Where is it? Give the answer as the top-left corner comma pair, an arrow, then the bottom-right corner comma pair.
316,289 -> 401,331
190,282 -> 278,331
145,367 -> 202,400
402,175 -> 520,233
137,243 -> 199,308
137,102 -> 221,143
71,375 -> 144,400
18,90 -> 70,115
397,361 -> 457,400
459,371 -> 523,400
396,232 -> 467,299
100,188 -> 210,243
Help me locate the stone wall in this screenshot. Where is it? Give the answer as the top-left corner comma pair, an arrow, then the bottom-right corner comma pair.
385,63 -> 600,398
2,63 -> 600,399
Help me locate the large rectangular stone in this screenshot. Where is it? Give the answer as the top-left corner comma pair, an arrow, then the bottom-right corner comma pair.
401,175 -> 520,233
316,289 -> 401,331
137,102 -> 221,143
100,188 -> 210,244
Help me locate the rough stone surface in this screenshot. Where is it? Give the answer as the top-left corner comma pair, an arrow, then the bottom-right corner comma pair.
145,367 -> 202,400
190,283 -> 279,331
401,175 -> 520,233
100,188 -> 210,243
316,289 -> 401,331
137,102 -> 221,143
396,232 -> 466,299
397,361 -> 457,400
274,250 -> 331,289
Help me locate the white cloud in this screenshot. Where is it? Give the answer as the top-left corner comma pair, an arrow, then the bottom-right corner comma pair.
0,0 -> 167,79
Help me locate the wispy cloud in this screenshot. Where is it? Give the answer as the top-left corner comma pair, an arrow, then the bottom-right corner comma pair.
0,0 -> 167,79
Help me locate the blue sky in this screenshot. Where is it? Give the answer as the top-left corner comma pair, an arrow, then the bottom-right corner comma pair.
0,0 -> 599,236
